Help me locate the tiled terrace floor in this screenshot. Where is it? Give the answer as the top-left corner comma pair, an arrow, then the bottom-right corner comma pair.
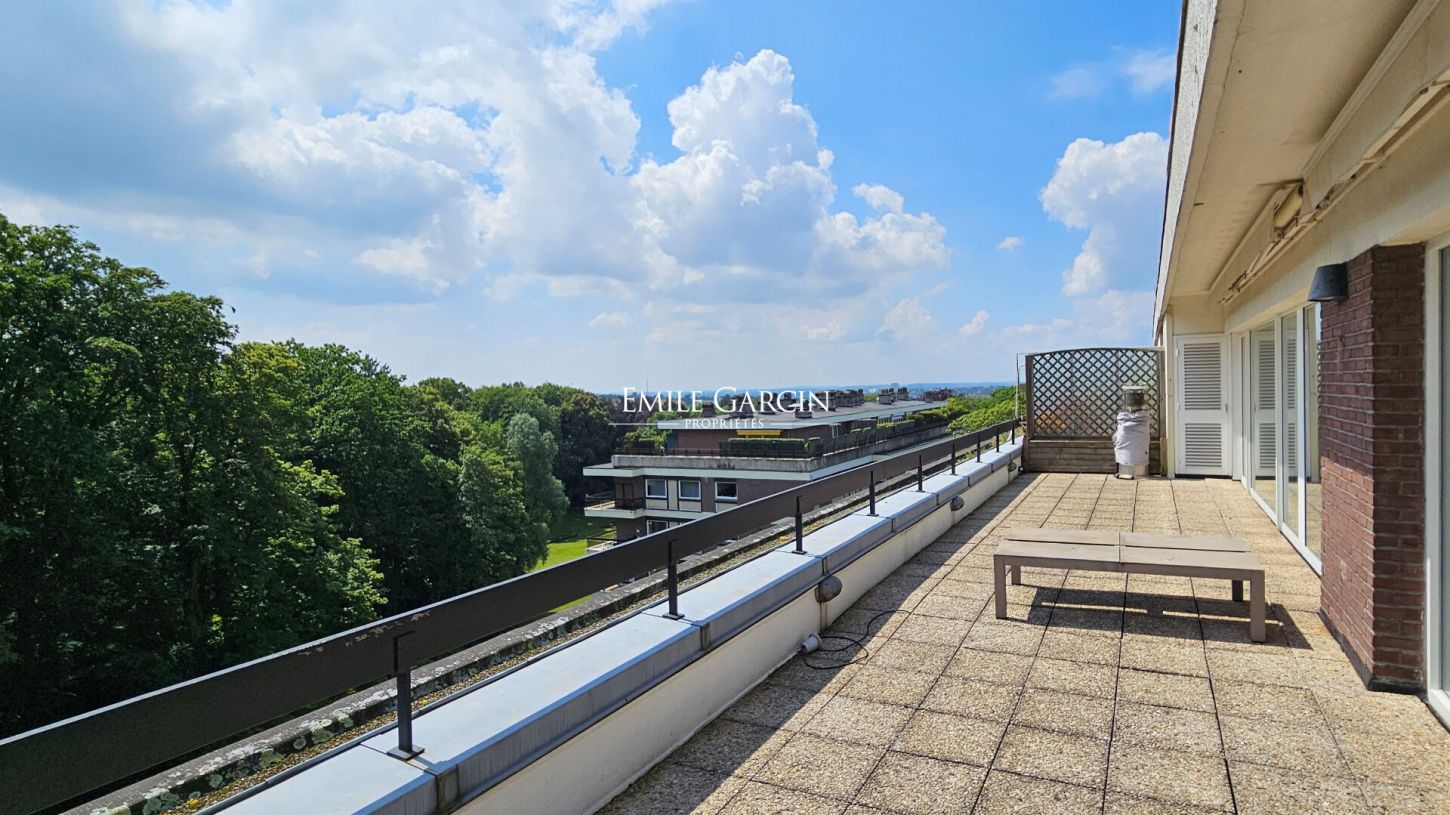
602,474 -> 1450,815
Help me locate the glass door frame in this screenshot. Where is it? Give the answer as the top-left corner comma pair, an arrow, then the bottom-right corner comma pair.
1426,234 -> 1449,725
1237,309 -> 1320,573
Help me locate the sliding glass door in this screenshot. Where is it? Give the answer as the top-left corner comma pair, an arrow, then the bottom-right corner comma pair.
1241,308 -> 1321,571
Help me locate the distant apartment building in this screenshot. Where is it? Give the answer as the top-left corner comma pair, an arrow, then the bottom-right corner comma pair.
582,391 -> 950,540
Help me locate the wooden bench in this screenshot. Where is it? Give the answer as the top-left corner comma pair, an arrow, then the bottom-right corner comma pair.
993,528 -> 1266,642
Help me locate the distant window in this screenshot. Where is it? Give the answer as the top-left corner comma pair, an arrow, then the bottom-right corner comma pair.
679,480 -> 701,501
645,478 -> 667,499
715,480 -> 738,503
646,519 -> 668,534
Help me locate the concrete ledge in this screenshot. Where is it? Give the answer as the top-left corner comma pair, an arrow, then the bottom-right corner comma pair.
777,512 -> 894,573
859,487 -> 937,532
213,446 -> 1023,815
642,550 -> 823,650
224,743 -> 435,815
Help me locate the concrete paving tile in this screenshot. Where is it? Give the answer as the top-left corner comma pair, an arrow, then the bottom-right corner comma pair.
754,733 -> 883,800
964,620 -> 1045,656
721,781 -> 847,814
1013,687 -> 1113,738
1336,730 -> 1450,790
869,638 -> 958,675
1118,637 -> 1207,677
922,676 -> 1022,722
803,696 -> 914,748
945,647 -> 1033,687
1211,681 -> 1317,723
767,657 -> 860,694
1026,657 -> 1116,698
855,751 -> 985,815
598,763 -> 745,815
1228,760 -> 1370,815
1361,781 -> 1450,815
826,609 -> 905,642
1106,743 -> 1231,811
1204,650 -> 1306,687
1314,689 -> 1450,741
993,724 -> 1108,788
839,665 -> 938,708
724,683 -> 829,732
1217,713 -> 1346,775
1102,792 -> 1227,814
1038,630 -> 1121,666
1115,669 -> 1214,712
672,719 -> 794,777
914,592 -> 987,621
1111,702 -> 1221,756
892,710 -> 1004,767
893,613 -> 970,648
1047,608 -> 1124,638
973,770 -> 1102,815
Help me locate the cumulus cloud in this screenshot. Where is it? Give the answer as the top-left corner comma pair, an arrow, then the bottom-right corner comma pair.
0,4 -> 960,385
958,309 -> 989,337
1049,66 -> 1109,99
1124,49 -> 1176,94
589,310 -> 631,328
877,297 -> 935,341
1041,132 -> 1167,296
853,183 -> 905,214
996,236 -> 1023,251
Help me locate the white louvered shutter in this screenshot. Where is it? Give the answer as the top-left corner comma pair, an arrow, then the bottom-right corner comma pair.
1175,335 -> 1231,475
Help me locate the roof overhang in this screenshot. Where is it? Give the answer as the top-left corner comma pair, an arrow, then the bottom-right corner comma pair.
1154,0 -> 1417,335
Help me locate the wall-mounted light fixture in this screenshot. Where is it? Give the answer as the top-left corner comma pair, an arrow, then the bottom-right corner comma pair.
1308,263 -> 1349,302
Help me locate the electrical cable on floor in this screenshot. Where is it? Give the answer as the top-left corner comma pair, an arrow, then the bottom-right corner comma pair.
801,608 -> 902,670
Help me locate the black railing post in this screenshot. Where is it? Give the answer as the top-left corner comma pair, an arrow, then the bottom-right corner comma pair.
664,539 -> 682,619
917,455 -> 924,491
794,496 -> 805,553
996,429 -> 1001,452
388,632 -> 423,760
868,469 -> 877,515
976,431 -> 983,462
950,441 -> 957,475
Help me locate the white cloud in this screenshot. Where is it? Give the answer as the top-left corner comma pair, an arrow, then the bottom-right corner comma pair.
853,183 -> 904,215
958,309 -> 989,337
588,310 -> 631,328
1124,49 -> 1176,94
994,289 -> 1153,349
1049,66 -> 1108,99
877,297 -> 935,341
1041,132 -> 1167,296
996,235 -> 1023,251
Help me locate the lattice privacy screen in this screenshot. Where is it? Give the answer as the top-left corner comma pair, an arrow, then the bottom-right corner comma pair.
1025,347 -> 1163,439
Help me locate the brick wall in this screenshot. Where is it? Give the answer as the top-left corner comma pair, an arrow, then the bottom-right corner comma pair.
1319,243 -> 1426,691
1024,438 -> 1162,474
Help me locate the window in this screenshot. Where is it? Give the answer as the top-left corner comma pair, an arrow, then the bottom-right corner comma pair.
644,478 -> 667,499
679,480 -> 701,501
715,480 -> 738,503
646,519 -> 668,534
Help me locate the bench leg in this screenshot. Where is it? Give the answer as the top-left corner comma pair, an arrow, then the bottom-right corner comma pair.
1249,576 -> 1266,643
1010,564 -> 1022,586
994,556 -> 1008,619
1232,580 -> 1243,602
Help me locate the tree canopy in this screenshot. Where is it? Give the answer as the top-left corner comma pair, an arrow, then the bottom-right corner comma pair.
0,215 -> 622,735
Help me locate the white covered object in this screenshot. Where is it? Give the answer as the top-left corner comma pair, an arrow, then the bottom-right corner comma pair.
1113,410 -> 1150,467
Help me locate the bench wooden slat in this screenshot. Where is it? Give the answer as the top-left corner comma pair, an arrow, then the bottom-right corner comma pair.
1004,528 -> 1118,546
996,540 -> 1120,563
1120,532 -> 1248,552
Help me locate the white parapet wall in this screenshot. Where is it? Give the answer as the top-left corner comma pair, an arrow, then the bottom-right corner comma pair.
218,441 -> 1022,815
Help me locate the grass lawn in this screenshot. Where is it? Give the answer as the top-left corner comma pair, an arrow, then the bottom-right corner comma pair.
531,510 -> 612,573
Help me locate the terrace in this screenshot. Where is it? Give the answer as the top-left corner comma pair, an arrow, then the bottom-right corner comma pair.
9,422 -> 1450,815
602,474 -> 1450,815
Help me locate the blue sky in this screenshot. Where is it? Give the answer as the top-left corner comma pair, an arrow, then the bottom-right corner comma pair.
0,1 -> 1179,391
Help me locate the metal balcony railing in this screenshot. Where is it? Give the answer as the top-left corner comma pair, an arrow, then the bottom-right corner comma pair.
0,418 -> 1024,815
